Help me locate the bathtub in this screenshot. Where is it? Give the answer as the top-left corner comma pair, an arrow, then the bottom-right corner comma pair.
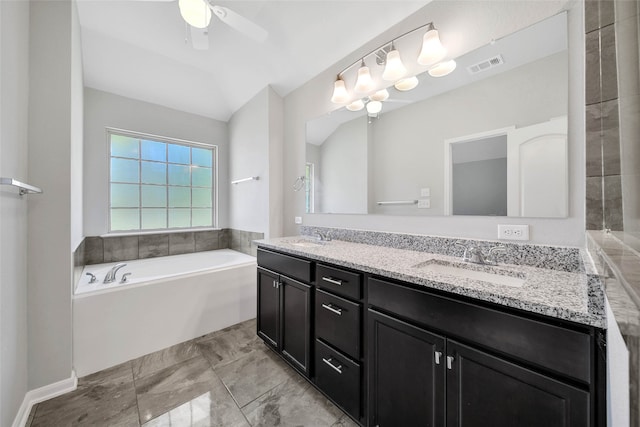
73,249 -> 257,377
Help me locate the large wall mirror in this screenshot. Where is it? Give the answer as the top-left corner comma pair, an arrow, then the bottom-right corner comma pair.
305,12 -> 568,217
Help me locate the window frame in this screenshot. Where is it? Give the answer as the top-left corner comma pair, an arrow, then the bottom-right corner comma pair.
106,127 -> 219,234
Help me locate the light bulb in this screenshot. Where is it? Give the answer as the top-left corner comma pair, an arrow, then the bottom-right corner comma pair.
178,0 -> 212,29
346,99 -> 365,111
382,49 -> 407,81
418,26 -> 446,67
428,60 -> 457,77
354,60 -> 375,93
369,89 -> 389,102
331,78 -> 349,104
394,76 -> 419,91
366,100 -> 383,115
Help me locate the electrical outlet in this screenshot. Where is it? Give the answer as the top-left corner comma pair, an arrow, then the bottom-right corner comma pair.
417,199 -> 430,209
497,224 -> 529,241
294,216 -> 302,224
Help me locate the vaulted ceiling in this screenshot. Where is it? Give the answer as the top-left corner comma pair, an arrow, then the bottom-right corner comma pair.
76,0 -> 429,121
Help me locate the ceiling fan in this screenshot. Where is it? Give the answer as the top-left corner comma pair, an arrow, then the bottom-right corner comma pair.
146,0 -> 268,50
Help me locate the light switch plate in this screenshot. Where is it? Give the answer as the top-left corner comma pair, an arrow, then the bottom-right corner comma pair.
497,224 -> 529,240
294,216 -> 302,224
420,188 -> 431,197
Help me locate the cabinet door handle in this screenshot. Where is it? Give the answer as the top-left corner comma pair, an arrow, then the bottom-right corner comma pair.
322,357 -> 343,374
322,276 -> 343,286
446,355 -> 454,370
435,351 -> 442,365
272,280 -> 281,289
321,303 -> 342,315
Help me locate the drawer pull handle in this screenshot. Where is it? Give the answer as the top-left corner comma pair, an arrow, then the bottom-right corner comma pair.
446,355 -> 454,370
435,351 -> 442,365
321,303 -> 342,315
322,357 -> 343,374
322,276 -> 343,286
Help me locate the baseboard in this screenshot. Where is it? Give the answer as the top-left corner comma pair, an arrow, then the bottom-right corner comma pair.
12,371 -> 77,427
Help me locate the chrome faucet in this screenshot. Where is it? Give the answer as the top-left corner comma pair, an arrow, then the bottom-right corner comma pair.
104,263 -> 127,284
315,230 -> 332,242
455,243 -> 505,265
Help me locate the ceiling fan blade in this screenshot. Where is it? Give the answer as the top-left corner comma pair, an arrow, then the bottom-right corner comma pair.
190,25 -> 209,50
210,5 -> 267,43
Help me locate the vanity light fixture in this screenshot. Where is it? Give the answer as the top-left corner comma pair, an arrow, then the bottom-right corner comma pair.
428,59 -> 457,77
330,77 -> 350,104
330,21 -> 453,105
354,59 -> 375,93
394,76 -> 419,91
382,43 -> 407,81
178,0 -> 212,29
417,23 -> 447,66
366,100 -> 383,116
369,89 -> 390,102
346,99 -> 365,111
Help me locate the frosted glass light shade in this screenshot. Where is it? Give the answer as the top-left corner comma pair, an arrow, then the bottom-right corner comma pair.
331,79 -> 349,104
346,99 -> 365,111
394,76 -> 419,91
428,60 -> 457,77
418,28 -> 446,67
366,100 -> 383,115
354,63 -> 375,93
382,49 -> 407,81
179,0 -> 212,29
369,89 -> 389,102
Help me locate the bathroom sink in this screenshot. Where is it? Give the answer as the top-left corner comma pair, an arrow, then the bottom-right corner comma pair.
281,238 -> 327,248
412,259 -> 526,288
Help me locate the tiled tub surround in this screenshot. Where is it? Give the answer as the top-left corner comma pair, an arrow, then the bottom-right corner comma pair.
73,228 -> 263,285
260,230 -> 606,328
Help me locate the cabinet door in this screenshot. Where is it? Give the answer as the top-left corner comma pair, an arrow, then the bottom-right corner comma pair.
446,340 -> 590,427
257,268 -> 279,349
281,276 -> 312,376
368,309 -> 446,427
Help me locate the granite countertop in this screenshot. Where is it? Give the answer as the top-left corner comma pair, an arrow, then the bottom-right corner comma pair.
256,236 -> 606,329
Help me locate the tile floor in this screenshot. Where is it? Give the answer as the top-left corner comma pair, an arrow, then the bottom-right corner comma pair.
26,319 -> 357,427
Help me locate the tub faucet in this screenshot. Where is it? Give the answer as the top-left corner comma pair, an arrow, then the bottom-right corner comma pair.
104,263 -> 127,284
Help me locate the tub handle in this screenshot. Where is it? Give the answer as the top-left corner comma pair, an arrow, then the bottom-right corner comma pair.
85,272 -> 97,284
120,273 -> 132,284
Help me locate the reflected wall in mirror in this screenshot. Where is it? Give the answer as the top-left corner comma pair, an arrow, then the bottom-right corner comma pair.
305,12 -> 568,217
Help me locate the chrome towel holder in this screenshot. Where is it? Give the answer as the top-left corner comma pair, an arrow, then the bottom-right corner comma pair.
0,177 -> 43,196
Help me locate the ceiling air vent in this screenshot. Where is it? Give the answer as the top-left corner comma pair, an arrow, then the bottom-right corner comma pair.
467,54 -> 505,74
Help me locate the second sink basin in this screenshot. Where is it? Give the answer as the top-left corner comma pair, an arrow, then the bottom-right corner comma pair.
281,238 -> 327,248
412,259 -> 526,288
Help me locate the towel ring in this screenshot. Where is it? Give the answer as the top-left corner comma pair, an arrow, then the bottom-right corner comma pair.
293,176 -> 306,191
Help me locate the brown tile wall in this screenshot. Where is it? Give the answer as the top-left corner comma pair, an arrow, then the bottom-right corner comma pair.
584,0 -> 624,230
72,228 -> 264,271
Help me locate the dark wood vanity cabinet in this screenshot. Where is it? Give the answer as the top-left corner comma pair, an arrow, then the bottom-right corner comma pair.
257,249 -> 313,376
367,276 -> 600,427
256,246 -> 605,427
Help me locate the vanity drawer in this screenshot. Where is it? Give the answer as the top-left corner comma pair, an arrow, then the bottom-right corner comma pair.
368,277 -> 592,384
314,339 -> 361,421
316,264 -> 362,300
315,289 -> 361,359
257,248 -> 313,283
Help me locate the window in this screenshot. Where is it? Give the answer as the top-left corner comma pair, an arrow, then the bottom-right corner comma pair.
305,162 -> 314,213
108,129 -> 216,232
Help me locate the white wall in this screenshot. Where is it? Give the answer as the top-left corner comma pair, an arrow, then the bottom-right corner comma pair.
83,88 -> 229,236
283,1 -> 586,247
70,2 -> 84,250
27,0 -> 79,390
319,118 -> 368,214
228,86 -> 283,239
0,1 -> 30,424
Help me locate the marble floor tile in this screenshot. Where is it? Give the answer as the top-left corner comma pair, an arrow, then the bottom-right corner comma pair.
215,347 -> 297,408
196,319 -> 261,368
132,340 -> 202,380
241,374 -> 345,427
135,355 -> 247,426
31,362 -> 138,427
